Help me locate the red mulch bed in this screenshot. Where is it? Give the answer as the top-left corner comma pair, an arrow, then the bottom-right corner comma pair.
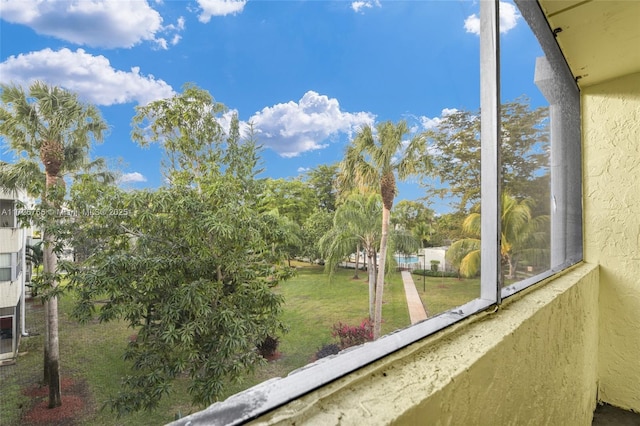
21,378 -> 91,425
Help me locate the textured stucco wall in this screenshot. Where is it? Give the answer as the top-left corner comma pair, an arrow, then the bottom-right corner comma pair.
252,264 -> 599,425
583,72 -> 640,411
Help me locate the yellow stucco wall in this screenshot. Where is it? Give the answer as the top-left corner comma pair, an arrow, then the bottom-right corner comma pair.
582,72 -> 640,412
252,264 -> 599,425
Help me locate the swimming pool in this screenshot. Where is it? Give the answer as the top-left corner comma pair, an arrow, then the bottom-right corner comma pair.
394,254 -> 419,264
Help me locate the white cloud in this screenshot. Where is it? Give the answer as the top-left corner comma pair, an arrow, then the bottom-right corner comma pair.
0,0 -> 183,49
0,48 -> 175,105
196,0 -> 246,22
351,0 -> 381,13
297,167 -> 311,173
118,172 -> 147,184
464,2 -> 520,35
249,91 -> 375,158
419,108 -> 459,130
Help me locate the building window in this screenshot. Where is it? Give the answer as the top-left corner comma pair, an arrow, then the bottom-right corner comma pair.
0,253 -> 11,281
0,199 -> 16,228
0,252 -> 21,282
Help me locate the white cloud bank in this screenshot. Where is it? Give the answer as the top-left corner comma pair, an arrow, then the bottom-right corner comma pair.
196,0 -> 247,22
0,48 -> 175,105
0,0 -> 183,49
464,2 -> 520,35
248,91 -> 375,158
351,0 -> 381,13
118,172 -> 147,184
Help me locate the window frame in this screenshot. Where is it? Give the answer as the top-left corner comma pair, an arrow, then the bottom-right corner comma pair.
171,1 -> 583,424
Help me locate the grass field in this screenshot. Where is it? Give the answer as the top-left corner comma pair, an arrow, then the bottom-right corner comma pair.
0,263 -> 481,424
0,263 -> 411,425
411,273 -> 481,317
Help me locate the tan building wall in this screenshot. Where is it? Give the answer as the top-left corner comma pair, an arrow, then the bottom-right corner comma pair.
583,72 -> 640,412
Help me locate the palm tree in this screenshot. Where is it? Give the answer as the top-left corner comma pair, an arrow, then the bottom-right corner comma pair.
338,121 -> 426,339
446,193 -> 549,279
319,192 -> 417,321
25,241 -> 44,294
0,82 -> 107,408
320,192 -> 382,320
413,221 -> 435,248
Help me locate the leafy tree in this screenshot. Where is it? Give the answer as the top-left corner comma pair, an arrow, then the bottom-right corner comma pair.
429,212 -> 466,247
67,85 -> 291,414
391,200 -> 437,247
338,121 -> 426,338
425,98 -> 549,212
304,163 -> 339,212
446,193 -> 549,279
390,200 -> 435,232
264,208 -> 303,267
259,178 -> 317,226
301,208 -> 334,261
0,82 -> 108,408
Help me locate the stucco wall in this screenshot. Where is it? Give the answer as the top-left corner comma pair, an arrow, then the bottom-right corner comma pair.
252,264 -> 599,425
582,72 -> 640,411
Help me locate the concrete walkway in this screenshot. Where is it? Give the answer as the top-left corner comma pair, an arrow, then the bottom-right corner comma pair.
400,271 -> 428,324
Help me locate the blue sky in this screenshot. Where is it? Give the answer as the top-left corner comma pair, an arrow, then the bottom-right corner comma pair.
0,0 -> 544,212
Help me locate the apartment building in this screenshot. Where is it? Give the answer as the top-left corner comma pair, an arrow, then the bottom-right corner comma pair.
0,189 -> 28,362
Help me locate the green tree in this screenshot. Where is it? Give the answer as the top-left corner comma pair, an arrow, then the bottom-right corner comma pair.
390,200 -> 435,232
446,193 -> 549,279
304,163 -> 339,212
259,178 -> 317,226
339,121 -> 426,339
301,208 -> 334,261
67,85 -> 290,414
0,82 -> 108,408
425,98 -> 549,212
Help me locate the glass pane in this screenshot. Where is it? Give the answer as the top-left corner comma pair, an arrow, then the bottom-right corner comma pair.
0,268 -> 10,281
0,316 -> 14,354
500,0 -> 581,290
0,199 -> 15,228
0,254 -> 11,268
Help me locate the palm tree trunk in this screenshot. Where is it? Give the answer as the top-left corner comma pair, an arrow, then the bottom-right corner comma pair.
353,243 -> 361,279
367,250 -> 376,321
43,229 -> 62,407
373,207 -> 391,340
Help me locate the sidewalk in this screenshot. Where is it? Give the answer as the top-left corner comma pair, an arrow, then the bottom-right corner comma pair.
400,271 -> 428,324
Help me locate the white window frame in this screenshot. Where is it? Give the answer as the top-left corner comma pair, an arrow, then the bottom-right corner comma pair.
171,1 -> 582,424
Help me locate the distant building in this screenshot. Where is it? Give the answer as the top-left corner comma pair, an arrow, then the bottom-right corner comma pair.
0,189 -> 29,362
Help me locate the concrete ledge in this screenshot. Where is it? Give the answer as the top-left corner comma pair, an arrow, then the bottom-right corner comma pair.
251,263 -> 599,425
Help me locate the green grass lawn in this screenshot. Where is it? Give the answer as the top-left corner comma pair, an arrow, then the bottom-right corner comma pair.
412,273 -> 481,317
0,264 -> 413,425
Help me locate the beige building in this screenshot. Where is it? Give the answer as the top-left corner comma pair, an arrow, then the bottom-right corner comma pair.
0,189 -> 28,361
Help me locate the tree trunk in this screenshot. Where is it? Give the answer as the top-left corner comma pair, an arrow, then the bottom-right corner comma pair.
43,300 -> 49,383
373,206 -> 392,340
42,161 -> 62,408
353,243 -> 360,279
367,250 -> 376,321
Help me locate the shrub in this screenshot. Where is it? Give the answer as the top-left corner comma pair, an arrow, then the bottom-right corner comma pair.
257,336 -> 279,359
331,318 -> 373,349
413,269 -> 458,278
315,343 -> 340,360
